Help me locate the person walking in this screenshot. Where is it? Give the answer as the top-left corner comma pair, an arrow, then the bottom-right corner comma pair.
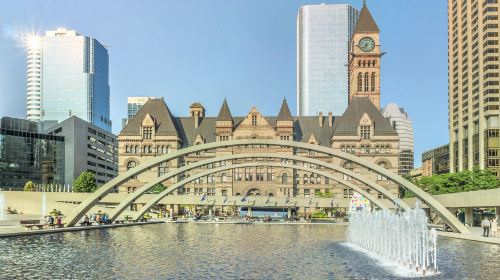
481,217 -> 491,237
491,216 -> 498,237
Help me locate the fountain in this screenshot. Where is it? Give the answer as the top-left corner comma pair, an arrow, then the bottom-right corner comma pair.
347,200 -> 438,276
0,192 -> 4,220
41,192 -> 47,218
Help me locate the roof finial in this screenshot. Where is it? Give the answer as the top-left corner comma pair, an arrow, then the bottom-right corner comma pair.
283,96 -> 286,101
363,0 -> 366,6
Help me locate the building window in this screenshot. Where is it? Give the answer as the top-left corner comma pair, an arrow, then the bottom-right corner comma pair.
360,126 -> 371,139
282,173 -> 288,184
343,162 -> 353,181
221,173 -> 227,183
143,127 -> 152,139
357,73 -> 363,92
377,162 -> 388,181
371,73 -> 376,91
252,115 -> 257,126
364,73 -> 369,91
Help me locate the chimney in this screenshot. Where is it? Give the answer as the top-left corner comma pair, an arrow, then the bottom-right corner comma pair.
318,112 -> 323,127
194,112 -> 199,128
328,112 -> 333,127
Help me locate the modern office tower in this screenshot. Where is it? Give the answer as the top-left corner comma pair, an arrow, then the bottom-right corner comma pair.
297,4 -> 359,116
26,36 -> 43,121
26,28 -> 112,132
0,117 -> 65,190
44,116 -> 118,186
348,2 -> 381,109
382,103 -> 414,175
448,0 -> 500,177
122,97 -> 154,129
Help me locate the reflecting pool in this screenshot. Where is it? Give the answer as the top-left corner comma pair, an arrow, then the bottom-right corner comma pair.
1,224 -> 499,279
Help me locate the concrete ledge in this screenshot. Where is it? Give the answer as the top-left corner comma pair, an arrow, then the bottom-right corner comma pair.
437,231 -> 500,245
0,220 -> 163,238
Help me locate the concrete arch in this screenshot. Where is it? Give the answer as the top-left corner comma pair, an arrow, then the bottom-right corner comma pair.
63,139 -> 469,234
105,153 -> 405,222
130,162 -> 388,221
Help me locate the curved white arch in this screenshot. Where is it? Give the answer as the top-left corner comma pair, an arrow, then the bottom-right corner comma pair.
106,153 -> 406,222
63,139 -> 469,233
130,162 -> 388,221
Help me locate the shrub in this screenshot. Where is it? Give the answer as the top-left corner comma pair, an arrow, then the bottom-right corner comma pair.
23,181 -> 35,192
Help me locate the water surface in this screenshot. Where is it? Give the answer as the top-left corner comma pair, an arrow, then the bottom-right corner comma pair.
1,224 -> 499,279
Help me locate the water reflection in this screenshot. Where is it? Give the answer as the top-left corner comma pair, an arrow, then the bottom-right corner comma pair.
0,224 -> 499,279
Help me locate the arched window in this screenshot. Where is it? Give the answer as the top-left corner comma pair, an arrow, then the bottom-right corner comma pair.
371,73 -> 376,91
282,173 -> 288,184
134,145 -> 139,153
325,177 -> 330,185
362,60 -> 366,67
310,174 -> 315,185
156,146 -> 161,154
367,60 -> 371,67
385,145 -> 391,154
341,145 -> 346,152
162,146 -> 167,153
357,73 -> 363,92
372,60 -> 376,66
377,162 -> 388,181
303,174 -> 309,184
316,175 -> 321,184
221,173 -> 227,183
125,145 -> 130,153
343,162 -> 353,181
364,73 -> 369,92
375,145 -> 380,154
358,60 -> 361,67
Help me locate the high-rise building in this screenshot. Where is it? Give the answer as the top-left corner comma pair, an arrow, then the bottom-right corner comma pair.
448,0 -> 499,177
122,97 -> 155,129
422,144 -> 450,177
297,4 -> 359,116
382,103 -> 414,175
26,28 -> 112,132
0,117 -> 65,190
348,2 -> 381,109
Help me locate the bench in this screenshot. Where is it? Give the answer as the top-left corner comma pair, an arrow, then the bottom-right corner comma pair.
20,220 -> 42,230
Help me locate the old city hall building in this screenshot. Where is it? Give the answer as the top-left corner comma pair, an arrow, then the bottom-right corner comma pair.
118,97 -> 400,201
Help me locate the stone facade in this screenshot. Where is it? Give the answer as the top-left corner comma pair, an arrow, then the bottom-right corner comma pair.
118,97 -> 400,203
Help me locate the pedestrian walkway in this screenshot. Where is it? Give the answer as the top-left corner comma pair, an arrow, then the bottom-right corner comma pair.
437,226 -> 500,245
0,220 -> 163,238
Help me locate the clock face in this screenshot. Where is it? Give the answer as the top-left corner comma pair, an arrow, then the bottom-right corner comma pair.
359,37 -> 375,52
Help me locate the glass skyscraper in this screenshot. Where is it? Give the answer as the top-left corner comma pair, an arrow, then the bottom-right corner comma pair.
26,28 -> 111,132
0,117 -> 65,190
297,4 -> 359,116
122,97 -> 154,129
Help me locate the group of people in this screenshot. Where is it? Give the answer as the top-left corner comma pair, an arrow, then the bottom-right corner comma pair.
43,215 -> 63,227
481,216 -> 498,237
79,213 -> 112,226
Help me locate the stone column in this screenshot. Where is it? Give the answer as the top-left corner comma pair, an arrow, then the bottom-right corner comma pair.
248,207 -> 252,217
465,207 -> 474,227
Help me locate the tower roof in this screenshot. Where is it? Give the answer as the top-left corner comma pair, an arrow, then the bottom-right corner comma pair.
217,99 -> 233,122
277,98 -> 293,122
354,2 -> 379,33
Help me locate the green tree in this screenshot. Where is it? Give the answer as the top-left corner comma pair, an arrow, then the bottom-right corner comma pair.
407,169 -> 499,196
23,181 -> 35,192
73,172 -> 98,193
149,183 -> 166,194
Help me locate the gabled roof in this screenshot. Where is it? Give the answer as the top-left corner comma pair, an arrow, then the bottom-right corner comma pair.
120,98 -> 179,136
216,99 -> 233,122
354,2 -> 379,33
333,97 -> 396,136
277,99 -> 293,122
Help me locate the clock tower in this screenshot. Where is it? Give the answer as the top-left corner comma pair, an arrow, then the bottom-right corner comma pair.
349,1 -> 381,109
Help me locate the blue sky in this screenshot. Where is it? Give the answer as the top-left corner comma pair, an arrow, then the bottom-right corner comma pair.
0,0 -> 448,167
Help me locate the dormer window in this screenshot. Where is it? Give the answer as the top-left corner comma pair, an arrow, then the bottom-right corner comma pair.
143,127 -> 152,139
251,115 -> 257,126
360,125 -> 371,139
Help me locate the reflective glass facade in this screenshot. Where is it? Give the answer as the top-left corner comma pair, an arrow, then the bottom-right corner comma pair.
0,117 -> 65,190
39,29 -> 111,132
297,4 -> 359,116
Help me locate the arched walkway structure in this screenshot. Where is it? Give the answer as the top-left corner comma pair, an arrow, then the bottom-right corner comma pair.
63,139 -> 470,233
130,162 -> 388,221
106,153 -> 403,222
